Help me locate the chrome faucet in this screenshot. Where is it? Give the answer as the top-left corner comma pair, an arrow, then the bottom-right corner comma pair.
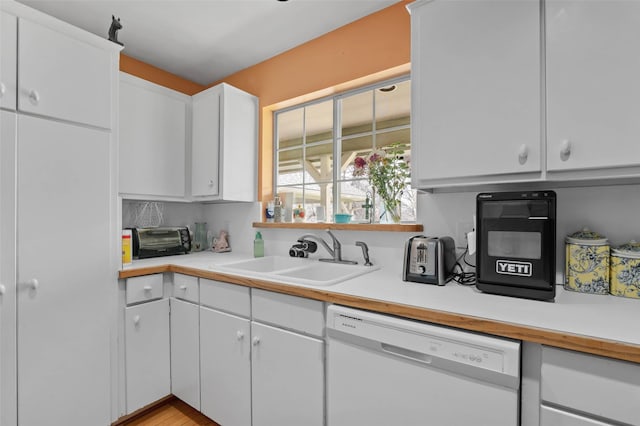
299,230 -> 357,265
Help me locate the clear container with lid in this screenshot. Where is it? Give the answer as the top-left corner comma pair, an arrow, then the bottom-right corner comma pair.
565,228 -> 610,294
610,240 -> 640,299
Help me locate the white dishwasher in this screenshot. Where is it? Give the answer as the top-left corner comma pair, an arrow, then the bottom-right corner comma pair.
326,305 -> 521,426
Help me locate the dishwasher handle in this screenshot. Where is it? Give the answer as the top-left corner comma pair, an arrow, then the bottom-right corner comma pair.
381,343 -> 433,365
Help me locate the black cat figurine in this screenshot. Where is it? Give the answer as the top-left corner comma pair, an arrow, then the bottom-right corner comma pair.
108,15 -> 123,46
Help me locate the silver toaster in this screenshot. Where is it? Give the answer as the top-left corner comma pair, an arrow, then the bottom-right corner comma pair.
403,236 -> 456,285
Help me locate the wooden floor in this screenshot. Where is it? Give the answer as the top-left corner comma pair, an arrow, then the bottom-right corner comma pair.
122,398 -> 220,426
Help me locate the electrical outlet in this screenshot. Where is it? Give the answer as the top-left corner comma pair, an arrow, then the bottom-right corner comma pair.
456,221 -> 474,248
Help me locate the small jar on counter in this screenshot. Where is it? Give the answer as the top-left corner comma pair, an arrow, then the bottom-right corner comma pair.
565,228 -> 610,294
610,240 -> 640,299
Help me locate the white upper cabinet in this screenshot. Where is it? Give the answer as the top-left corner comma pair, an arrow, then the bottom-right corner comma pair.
18,18 -> 112,129
192,85 -> 221,197
1,12 -> 17,111
409,0 -> 541,189
191,83 -> 257,201
119,73 -> 188,200
546,1 -> 640,176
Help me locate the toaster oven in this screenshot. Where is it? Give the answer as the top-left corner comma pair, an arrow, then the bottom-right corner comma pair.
129,227 -> 191,259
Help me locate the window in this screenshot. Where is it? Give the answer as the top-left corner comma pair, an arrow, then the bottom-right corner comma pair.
274,77 -> 415,223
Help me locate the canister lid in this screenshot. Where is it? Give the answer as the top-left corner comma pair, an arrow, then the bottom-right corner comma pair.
611,240 -> 640,259
565,228 -> 608,245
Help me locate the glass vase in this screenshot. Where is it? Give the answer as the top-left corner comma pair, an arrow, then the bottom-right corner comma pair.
381,197 -> 402,224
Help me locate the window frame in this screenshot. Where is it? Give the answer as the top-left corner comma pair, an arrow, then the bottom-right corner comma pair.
272,75 -> 411,221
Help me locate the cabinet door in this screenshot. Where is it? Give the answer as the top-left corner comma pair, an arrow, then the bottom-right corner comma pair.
409,0 -> 541,188
192,85 -> 221,197
200,307 -> 251,426
219,85 -> 257,202
125,299 -> 170,414
251,322 -> 324,426
170,298 -> 200,410
546,1 -> 640,173
119,73 -> 187,199
17,115 -> 112,425
18,18 -> 112,128
1,12 -> 17,111
0,111 -> 17,426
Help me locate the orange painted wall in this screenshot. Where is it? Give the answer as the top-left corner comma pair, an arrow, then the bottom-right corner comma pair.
120,54 -> 205,95
212,0 -> 411,107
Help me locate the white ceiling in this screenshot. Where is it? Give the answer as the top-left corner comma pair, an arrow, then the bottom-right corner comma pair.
17,0 -> 399,85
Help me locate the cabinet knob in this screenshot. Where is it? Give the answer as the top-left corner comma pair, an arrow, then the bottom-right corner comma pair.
560,139 -> 571,161
179,285 -> 187,291
23,278 -> 39,291
236,331 -> 245,341
143,285 -> 152,292
133,315 -> 141,325
208,179 -> 214,187
0,82 -> 5,98
0,284 -> 6,295
518,144 -> 529,165
252,336 -> 260,346
28,89 -> 40,105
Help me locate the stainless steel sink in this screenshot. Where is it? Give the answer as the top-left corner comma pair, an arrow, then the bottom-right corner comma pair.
214,256 -> 379,286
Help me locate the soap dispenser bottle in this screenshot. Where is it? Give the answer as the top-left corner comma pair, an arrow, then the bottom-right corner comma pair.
254,232 -> 264,258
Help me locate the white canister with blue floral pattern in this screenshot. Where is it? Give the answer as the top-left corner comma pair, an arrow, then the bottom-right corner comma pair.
610,241 -> 640,299
565,228 -> 610,294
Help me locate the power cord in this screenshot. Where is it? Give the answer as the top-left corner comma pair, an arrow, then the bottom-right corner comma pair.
450,246 -> 476,286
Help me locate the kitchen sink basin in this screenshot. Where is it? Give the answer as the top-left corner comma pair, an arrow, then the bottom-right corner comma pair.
214,256 -> 379,286
271,262 -> 379,286
216,256 -> 311,273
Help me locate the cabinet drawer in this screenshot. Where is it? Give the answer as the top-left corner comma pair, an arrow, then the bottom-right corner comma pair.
172,274 -> 198,303
540,405 -> 614,426
252,289 -> 324,337
541,346 -> 640,425
126,274 -> 163,305
200,279 -> 250,317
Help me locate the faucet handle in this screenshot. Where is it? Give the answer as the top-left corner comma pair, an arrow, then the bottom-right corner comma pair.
296,239 -> 318,253
355,241 -> 373,266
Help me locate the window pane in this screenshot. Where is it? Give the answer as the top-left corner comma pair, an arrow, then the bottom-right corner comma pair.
277,148 -> 303,185
337,180 -> 372,222
305,143 -> 333,184
341,135 -> 373,180
375,128 -> 410,151
305,101 -> 333,144
375,80 -> 411,131
341,91 -> 373,136
277,108 -> 303,149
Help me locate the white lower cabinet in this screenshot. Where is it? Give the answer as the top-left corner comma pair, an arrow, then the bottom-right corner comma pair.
251,321 -> 324,426
200,306 -> 251,426
170,298 -> 200,410
251,289 -> 325,426
125,298 -> 170,414
540,346 -> 640,426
